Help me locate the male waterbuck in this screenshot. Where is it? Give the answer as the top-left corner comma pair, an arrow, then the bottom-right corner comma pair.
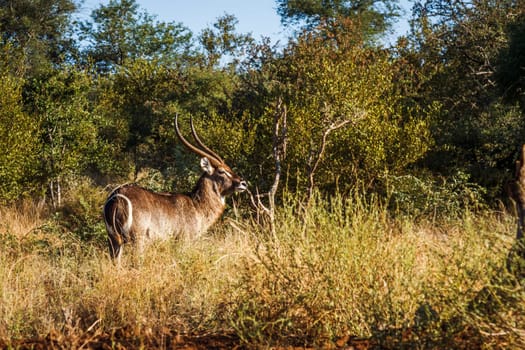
103,115 -> 247,262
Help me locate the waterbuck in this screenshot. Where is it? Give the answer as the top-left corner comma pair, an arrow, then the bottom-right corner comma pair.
103,115 -> 247,263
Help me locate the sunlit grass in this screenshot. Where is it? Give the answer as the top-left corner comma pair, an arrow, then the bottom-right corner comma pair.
0,193 -> 523,348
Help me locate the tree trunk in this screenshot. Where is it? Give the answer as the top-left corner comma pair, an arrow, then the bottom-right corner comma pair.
507,144 -> 525,280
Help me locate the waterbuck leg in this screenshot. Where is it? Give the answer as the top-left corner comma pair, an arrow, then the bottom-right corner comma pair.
108,236 -> 123,266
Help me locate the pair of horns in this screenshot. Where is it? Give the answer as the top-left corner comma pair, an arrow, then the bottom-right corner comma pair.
174,114 -> 224,166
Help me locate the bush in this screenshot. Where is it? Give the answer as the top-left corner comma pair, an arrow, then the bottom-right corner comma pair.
59,178 -> 107,245
384,171 -> 487,219
229,193 -> 511,347
0,190 -> 521,348
0,71 -> 39,202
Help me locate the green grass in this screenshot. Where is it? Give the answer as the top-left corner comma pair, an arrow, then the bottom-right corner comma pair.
0,192 -> 523,348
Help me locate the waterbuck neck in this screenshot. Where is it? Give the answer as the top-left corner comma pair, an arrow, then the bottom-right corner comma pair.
190,174 -> 225,211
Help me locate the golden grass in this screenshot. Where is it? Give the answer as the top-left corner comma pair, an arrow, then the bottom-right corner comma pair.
0,198 -> 46,238
0,194 -> 523,348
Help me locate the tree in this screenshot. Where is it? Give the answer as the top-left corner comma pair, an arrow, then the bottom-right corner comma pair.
30,68 -> 115,207
233,18 -> 433,197
199,14 -> 254,68
78,0 -> 194,72
496,11 -> 525,108
0,0 -> 77,76
0,64 -> 39,202
280,20 -> 432,192
405,0 -> 525,195
276,0 -> 401,40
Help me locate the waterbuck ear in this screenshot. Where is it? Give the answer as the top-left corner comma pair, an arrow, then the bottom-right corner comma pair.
200,157 -> 215,175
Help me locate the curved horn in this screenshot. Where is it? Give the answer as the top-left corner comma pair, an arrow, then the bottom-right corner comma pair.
190,116 -> 224,163
175,114 -> 222,166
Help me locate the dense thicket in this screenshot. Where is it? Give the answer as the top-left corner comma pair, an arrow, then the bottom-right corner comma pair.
0,0 -> 524,210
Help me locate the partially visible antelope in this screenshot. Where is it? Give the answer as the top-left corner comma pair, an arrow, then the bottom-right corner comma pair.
103,115 -> 247,263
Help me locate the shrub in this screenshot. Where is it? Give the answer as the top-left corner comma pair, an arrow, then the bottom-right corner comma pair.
384,171 -> 487,219
59,178 -> 107,245
229,193 -> 512,347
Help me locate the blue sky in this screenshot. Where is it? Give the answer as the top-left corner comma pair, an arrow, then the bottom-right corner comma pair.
135,0 -> 289,43
80,0 -> 411,45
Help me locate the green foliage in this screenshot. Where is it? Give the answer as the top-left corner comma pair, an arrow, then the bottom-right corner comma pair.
78,0 -> 194,72
178,67 -> 239,116
496,11 -> 525,107
230,193 -> 515,346
385,171 -> 487,219
199,14 -> 254,68
276,0 -> 400,40
0,0 -> 524,207
406,0 -> 525,196
96,53 -> 242,176
184,113 -> 257,170
29,68 -> 118,205
0,70 -> 39,202
0,0 -> 77,76
59,178 -> 107,245
276,19 -> 434,192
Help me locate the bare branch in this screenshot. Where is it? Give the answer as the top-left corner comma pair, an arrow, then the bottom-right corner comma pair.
249,98 -> 288,238
306,109 -> 366,202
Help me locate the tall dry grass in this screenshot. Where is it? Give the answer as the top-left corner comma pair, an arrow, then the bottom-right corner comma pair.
0,192 -> 523,348
0,198 -> 46,238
